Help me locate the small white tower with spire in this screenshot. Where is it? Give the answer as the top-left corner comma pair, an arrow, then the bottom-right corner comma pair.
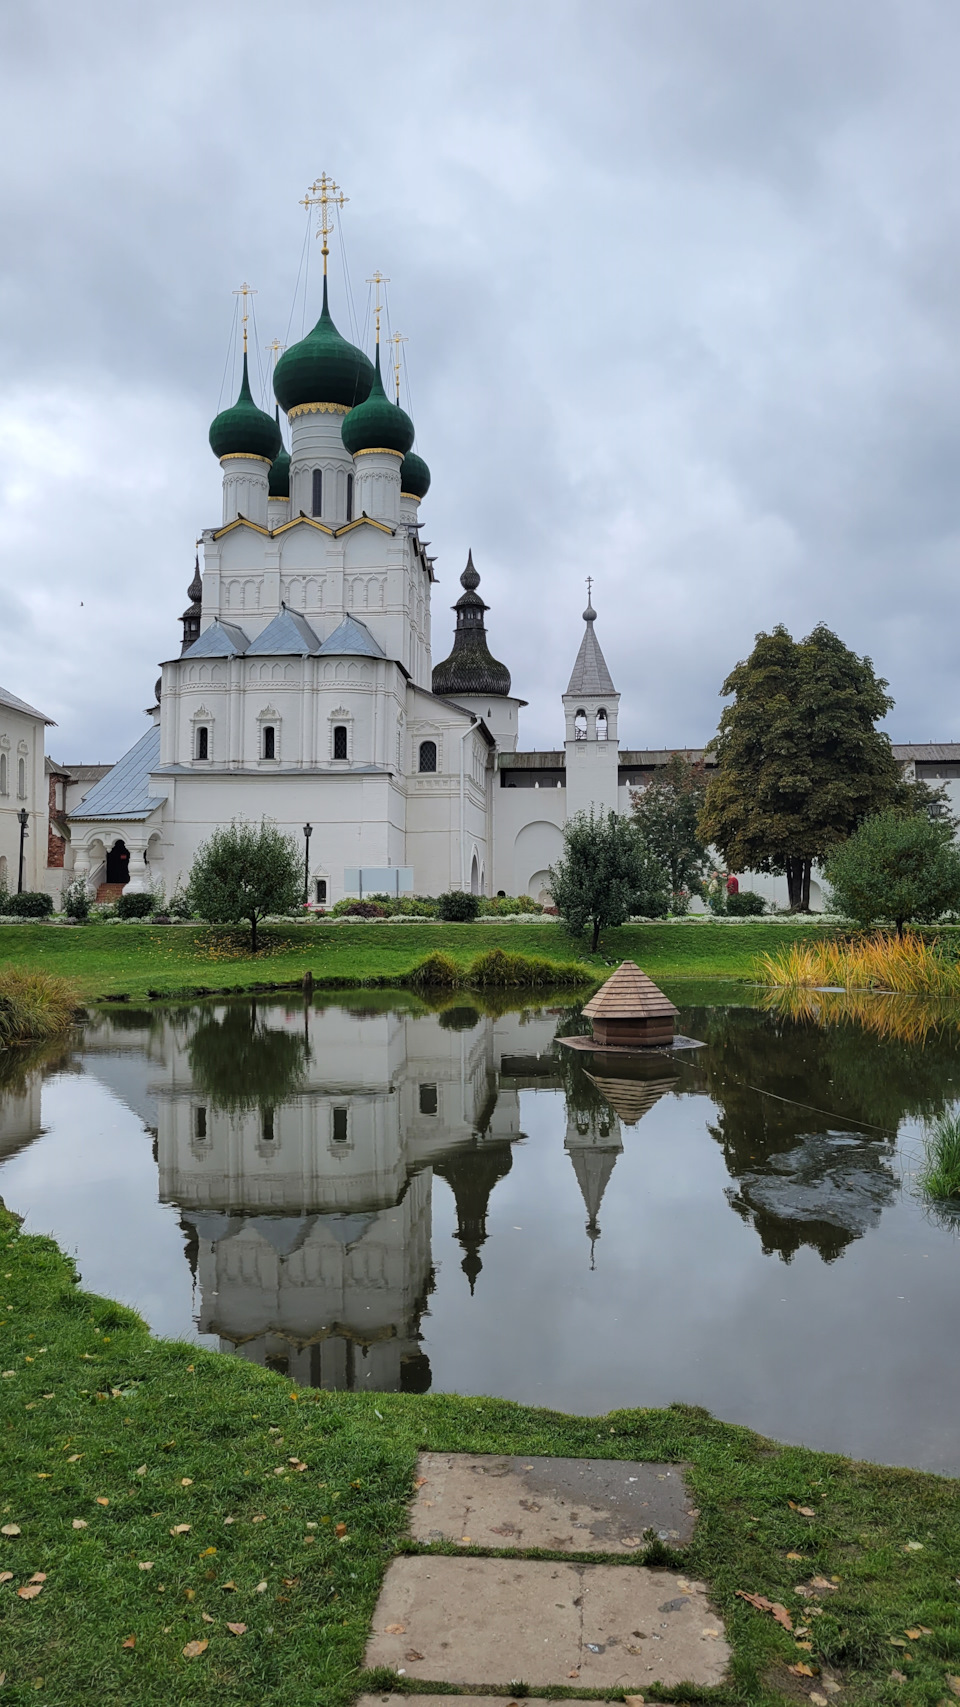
563,585 -> 620,820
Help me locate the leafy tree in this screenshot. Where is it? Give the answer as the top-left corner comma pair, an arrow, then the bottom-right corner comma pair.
549,809 -> 670,951
188,1002 -> 308,1113
187,820 -> 301,951
631,754 -> 710,910
699,623 -> 903,910
824,808 -> 960,935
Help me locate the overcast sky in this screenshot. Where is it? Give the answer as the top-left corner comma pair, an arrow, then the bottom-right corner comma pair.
2,0 -> 960,761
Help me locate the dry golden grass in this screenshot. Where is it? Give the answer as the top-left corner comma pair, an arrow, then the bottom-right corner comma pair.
0,967 -> 79,1047
755,930 -> 959,998
760,983 -> 960,1046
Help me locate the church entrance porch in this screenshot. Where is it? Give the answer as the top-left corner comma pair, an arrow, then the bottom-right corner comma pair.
105,839 -> 130,886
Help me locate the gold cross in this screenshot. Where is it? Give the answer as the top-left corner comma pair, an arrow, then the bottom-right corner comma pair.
232,282 -> 257,353
391,330 -> 408,402
265,337 -> 285,371
300,173 -> 348,273
366,270 -> 390,343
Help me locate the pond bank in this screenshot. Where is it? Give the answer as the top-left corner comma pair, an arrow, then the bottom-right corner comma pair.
0,919 -> 843,1003
1,1202 -> 958,1707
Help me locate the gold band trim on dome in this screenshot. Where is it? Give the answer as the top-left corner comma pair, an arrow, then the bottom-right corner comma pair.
354,446 -> 403,459
400,491 -> 423,501
286,401 -> 351,419
219,452 -> 272,465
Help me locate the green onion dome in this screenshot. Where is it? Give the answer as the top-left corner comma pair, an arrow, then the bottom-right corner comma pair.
267,412 -> 290,497
209,354 -> 282,463
341,344 -> 415,457
273,278 -> 375,413
400,450 -> 431,499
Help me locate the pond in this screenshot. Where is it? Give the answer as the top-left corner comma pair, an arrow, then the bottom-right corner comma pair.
1,988 -> 958,1474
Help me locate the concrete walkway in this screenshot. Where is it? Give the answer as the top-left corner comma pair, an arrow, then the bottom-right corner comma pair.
360,1452 -> 729,1698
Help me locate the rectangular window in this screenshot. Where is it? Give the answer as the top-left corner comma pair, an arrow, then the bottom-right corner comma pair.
261,1110 -> 275,1143
346,472 -> 354,523
312,468 -> 323,517
419,1084 -> 438,1116
315,878 -> 328,905
333,725 -> 348,760
17,757 -> 26,798
262,725 -> 275,759
332,1107 -> 348,1143
195,726 -> 208,761
194,1106 -> 207,1140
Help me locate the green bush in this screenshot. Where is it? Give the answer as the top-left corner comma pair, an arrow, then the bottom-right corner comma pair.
478,894 -> 543,915
467,947 -> 592,987
825,807 -> 960,934
726,889 -> 766,916
438,890 -> 481,922
4,891 -> 54,918
330,899 -> 389,918
406,951 -> 463,986
116,892 -> 154,919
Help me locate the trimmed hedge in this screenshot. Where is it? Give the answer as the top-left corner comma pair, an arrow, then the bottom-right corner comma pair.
3,891 -> 54,918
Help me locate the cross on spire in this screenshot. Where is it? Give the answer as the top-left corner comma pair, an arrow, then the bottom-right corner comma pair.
391,330 -> 408,402
300,173 -> 348,274
586,575 -> 594,603
265,337 -> 285,371
366,270 -> 390,343
232,281 -> 257,354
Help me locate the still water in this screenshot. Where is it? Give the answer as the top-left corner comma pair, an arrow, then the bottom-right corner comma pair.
1,990 -> 958,1474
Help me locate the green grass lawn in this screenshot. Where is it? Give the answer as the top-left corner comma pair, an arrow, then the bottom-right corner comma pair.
0,920 -> 839,1002
1,1202 -> 959,1706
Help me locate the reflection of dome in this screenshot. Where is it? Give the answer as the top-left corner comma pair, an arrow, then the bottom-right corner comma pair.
433,1140 -> 513,1295
273,279 -> 374,412
400,450 -> 431,499
209,355 -> 282,463
340,346 -> 415,456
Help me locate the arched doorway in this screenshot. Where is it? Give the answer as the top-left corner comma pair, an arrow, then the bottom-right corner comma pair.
106,839 -> 130,885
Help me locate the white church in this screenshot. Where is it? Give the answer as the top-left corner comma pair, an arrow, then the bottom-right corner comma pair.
6,187 -> 959,910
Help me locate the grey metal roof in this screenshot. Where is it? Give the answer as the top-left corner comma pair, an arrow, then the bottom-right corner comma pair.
565,611 -> 616,697
246,607 -> 321,656
892,744 -> 960,761
69,724 -> 165,821
0,683 -> 54,724
316,615 -> 386,659
182,619 -> 250,658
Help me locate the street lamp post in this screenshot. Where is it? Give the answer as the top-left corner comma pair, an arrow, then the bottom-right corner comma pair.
16,808 -> 28,894
302,823 -> 313,905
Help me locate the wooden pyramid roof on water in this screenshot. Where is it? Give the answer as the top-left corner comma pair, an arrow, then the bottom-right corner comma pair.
582,961 -> 679,1021
585,1071 -> 677,1126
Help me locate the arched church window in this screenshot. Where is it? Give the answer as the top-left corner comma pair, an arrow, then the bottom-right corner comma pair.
574,709 -> 587,741
195,726 -> 209,761
596,708 -> 608,741
17,758 -> 25,797
312,469 -> 322,517
333,725 -> 348,761
346,472 -> 354,523
262,725 -> 275,760
0,754 -> 6,795
418,740 -> 437,773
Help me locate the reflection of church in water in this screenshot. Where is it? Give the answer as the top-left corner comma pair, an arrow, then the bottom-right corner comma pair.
143,1000 -> 668,1393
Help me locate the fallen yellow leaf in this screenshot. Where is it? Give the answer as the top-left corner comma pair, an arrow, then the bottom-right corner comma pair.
138,1561 -> 153,1570
890,1669 -> 907,1682
786,1552 -> 804,1561
181,1478 -> 193,1487
890,1637 -> 908,1647
254,1581 -> 267,1593
182,1639 -> 208,1658
788,1663 -> 815,1677
904,1541 -> 923,1552
0,1571 -> 12,1583
945,1678 -> 960,1699
72,1520 -> 87,1530
201,1612 -> 215,1624
226,1622 -> 247,1636
1,1525 -> 21,1537
121,1635 -> 136,1649
335,1522 -> 348,1538
170,1524 -> 191,1536
905,1629 -> 924,1640
796,1641 -> 813,1650
17,1584 -> 42,1600
135,1465 -> 147,1477
199,1547 -> 216,1557
66,1455 -> 82,1463
95,1498 -> 109,1507
385,1623 -> 406,1635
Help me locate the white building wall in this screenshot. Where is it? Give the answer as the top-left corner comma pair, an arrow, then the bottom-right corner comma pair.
0,703 -> 49,895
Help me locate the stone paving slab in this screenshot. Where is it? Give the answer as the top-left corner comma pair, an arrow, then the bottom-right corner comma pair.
410,1451 -> 696,1551
364,1557 -> 730,1689
357,1699 -> 662,1706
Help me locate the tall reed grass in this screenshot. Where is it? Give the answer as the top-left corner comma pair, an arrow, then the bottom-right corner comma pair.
756,931 -> 958,998
760,984 -> 958,1046
916,1112 -> 960,1202
0,969 -> 79,1048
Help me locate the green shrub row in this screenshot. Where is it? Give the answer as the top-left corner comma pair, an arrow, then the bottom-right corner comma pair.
403,947 -> 592,989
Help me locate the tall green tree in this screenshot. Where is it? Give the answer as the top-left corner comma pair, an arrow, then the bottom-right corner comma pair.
187,820 -> 302,951
549,809 -> 670,951
631,754 -> 710,910
699,623 -> 904,910
824,808 -> 960,935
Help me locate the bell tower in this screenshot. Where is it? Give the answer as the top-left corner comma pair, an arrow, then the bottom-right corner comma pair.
562,586 -> 620,819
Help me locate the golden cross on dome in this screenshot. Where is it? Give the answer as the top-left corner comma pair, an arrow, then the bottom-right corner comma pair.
265,337 -> 285,371
232,282 -> 257,354
300,173 -> 348,274
366,271 -> 390,343
391,330 -> 408,402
